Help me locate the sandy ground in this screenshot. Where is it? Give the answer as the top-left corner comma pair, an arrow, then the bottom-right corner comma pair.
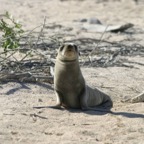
0,0 -> 144,144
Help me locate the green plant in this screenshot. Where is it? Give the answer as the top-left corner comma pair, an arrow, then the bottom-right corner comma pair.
0,11 -> 24,52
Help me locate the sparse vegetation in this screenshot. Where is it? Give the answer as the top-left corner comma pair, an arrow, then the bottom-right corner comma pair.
0,11 -> 24,52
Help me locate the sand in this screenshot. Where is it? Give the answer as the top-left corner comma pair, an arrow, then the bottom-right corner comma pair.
0,0 -> 144,144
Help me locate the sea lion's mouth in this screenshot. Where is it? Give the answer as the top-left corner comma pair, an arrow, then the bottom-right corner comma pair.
60,50 -> 77,61
64,51 -> 75,57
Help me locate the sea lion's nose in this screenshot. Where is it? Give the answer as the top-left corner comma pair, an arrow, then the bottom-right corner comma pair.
67,45 -> 73,51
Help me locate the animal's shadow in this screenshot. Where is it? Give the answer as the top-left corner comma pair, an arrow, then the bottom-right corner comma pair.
71,109 -> 144,118
33,106 -> 144,119
66,108 -> 144,118
2,82 -> 53,95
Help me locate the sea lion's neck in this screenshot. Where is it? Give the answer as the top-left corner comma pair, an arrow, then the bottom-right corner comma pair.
59,60 -> 79,65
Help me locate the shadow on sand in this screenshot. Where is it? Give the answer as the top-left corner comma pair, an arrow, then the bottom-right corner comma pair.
3,82 -> 53,95
67,108 -> 144,118
33,106 -> 144,119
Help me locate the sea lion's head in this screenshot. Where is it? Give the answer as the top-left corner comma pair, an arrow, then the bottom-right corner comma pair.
57,43 -> 79,61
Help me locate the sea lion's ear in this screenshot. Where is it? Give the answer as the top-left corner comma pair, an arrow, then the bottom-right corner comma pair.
59,45 -> 64,51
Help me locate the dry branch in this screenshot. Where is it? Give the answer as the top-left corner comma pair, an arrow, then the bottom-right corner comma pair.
0,20 -> 144,83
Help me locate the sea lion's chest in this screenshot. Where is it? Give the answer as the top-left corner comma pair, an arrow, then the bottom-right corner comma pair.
54,61 -> 85,94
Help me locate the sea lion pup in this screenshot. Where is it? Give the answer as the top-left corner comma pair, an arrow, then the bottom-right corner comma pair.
53,43 -> 113,111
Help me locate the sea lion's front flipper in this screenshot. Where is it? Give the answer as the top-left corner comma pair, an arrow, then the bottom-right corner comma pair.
33,91 -> 63,110
52,91 -> 63,108
33,105 -> 62,109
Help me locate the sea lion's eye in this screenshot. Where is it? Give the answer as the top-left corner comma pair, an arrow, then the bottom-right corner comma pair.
59,45 -> 64,51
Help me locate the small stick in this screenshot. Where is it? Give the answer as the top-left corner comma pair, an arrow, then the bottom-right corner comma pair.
89,25 -> 109,55
35,16 -> 47,47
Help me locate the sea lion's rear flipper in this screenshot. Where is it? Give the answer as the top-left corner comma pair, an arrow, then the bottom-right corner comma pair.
80,85 -> 113,112
100,98 -> 113,109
